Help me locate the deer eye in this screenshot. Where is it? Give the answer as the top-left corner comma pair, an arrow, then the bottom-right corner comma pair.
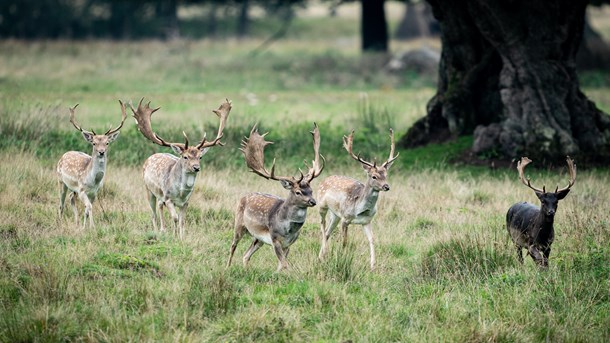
183,156 -> 188,160
372,175 -> 377,180
295,191 -> 302,196
106,142 -> 109,145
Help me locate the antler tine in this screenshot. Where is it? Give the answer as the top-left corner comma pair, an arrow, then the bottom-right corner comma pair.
517,157 -> 545,193
382,128 -> 400,168
68,104 -> 94,135
129,98 -> 184,148
197,99 -> 232,149
306,123 -> 325,183
241,125 -> 293,183
182,131 -> 189,149
343,129 -> 374,168
555,156 -> 577,193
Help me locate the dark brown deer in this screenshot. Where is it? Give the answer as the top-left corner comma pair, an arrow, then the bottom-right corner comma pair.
506,156 -> 576,267
226,123 -> 324,272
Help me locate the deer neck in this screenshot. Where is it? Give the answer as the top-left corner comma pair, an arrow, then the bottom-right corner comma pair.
170,161 -> 198,191
275,196 -> 308,225
85,151 -> 107,185
355,182 -> 380,211
529,210 -> 555,241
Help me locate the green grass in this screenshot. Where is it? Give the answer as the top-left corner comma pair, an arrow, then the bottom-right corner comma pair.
1,10 -> 610,341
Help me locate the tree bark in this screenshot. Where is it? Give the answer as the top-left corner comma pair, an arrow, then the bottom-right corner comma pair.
401,0 -> 610,164
361,0 -> 388,52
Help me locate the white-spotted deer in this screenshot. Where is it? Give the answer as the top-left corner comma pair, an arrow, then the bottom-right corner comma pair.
227,123 -> 324,271
506,156 -> 576,267
317,129 -> 399,270
57,101 -> 127,228
131,98 -> 231,239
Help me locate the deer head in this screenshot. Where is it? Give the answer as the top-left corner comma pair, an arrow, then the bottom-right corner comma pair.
240,123 -> 324,207
130,98 -> 231,173
69,101 -> 127,158
517,156 -> 577,217
343,128 -> 399,192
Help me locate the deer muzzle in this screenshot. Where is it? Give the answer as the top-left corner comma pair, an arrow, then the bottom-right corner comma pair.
382,184 -> 390,191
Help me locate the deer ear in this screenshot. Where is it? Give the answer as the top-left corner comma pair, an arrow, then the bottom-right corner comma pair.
170,144 -> 183,155
556,188 -> 570,200
279,179 -> 293,190
82,131 -> 94,143
361,163 -> 373,173
534,191 -> 544,199
106,131 -> 120,143
199,147 -> 210,155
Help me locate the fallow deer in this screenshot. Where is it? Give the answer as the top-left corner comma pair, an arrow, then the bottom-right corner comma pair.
57,101 -> 127,228
506,156 -> 576,267
317,129 -> 399,270
227,123 -> 324,271
131,98 -> 231,239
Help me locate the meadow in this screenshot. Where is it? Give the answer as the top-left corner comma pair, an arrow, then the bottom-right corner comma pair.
1,7 -> 610,342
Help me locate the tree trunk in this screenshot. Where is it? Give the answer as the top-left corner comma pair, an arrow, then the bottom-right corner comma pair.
237,0 -> 250,39
400,0 -> 610,164
361,0 -> 388,52
158,0 -> 180,40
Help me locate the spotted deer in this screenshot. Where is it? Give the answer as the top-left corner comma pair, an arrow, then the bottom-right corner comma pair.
507,156 -> 576,267
131,98 -> 231,239
57,101 -> 127,228
227,123 -> 324,271
317,129 -> 399,270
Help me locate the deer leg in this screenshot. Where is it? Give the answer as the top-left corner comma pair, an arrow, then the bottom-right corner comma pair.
227,226 -> 245,268
272,239 -> 288,272
78,191 -> 94,229
341,220 -> 350,248
70,192 -> 78,226
242,238 -> 263,267
165,201 -> 180,236
178,204 -> 188,239
516,246 -> 524,264
527,245 -> 545,266
362,223 -> 376,270
59,182 -> 68,217
156,200 -> 165,232
147,190 -> 158,231
542,246 -> 551,267
319,211 -> 340,260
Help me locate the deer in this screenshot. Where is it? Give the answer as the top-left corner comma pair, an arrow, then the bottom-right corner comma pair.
226,123 -> 324,272
317,129 -> 399,270
506,156 -> 576,267
57,101 -> 127,228
130,98 -> 231,239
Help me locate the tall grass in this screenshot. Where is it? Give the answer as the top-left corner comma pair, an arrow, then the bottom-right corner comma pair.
1,26 -> 609,341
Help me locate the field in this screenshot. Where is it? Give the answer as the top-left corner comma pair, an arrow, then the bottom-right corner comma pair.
1,6 -> 610,342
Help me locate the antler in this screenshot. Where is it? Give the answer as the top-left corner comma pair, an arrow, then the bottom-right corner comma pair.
130,98 -> 186,148
517,157 -> 546,193
343,130 -> 375,168
104,100 -> 127,136
304,123 -> 325,183
382,128 -> 399,168
69,104 -> 96,135
197,99 -> 232,149
240,125 -> 294,183
555,156 -> 577,193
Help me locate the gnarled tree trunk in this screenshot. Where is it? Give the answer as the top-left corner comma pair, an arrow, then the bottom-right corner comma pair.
400,0 -> 610,164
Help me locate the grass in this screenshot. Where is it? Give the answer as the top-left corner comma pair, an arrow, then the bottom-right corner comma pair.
1,7 -> 610,342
